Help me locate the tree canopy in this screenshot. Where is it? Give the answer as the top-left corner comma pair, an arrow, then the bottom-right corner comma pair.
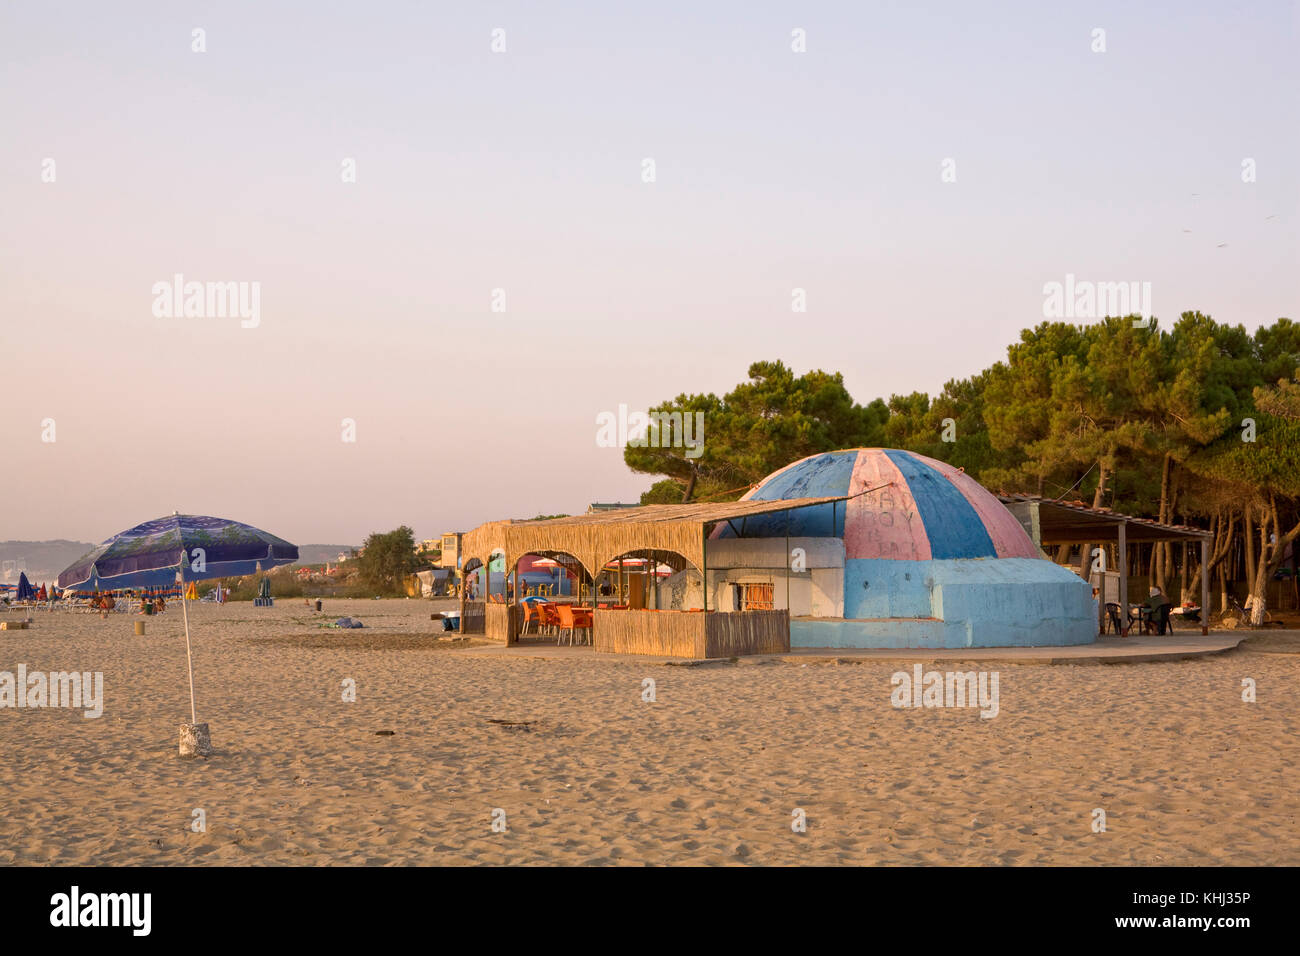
623,360 -> 887,502
357,526 -> 419,595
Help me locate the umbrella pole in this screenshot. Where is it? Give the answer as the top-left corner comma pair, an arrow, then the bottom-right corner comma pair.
173,531 -> 210,758
180,571 -> 197,725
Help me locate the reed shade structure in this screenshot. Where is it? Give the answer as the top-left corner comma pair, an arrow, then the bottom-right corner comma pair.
459,496 -> 851,584
460,497 -> 852,650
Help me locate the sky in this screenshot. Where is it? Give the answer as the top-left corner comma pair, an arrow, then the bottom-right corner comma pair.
2,0 -> 1297,545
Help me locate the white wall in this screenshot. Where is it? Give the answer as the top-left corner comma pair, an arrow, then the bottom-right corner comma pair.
705,567 -> 843,616
660,537 -> 846,615
703,536 -> 844,570
699,537 -> 844,616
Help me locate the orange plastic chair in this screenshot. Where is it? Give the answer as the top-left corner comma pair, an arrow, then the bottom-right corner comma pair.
521,602 -> 540,635
556,605 -> 578,645
570,607 -> 593,645
541,603 -> 561,638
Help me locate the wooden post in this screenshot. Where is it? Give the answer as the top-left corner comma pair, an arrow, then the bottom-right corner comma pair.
651,551 -> 658,609
504,551 -> 513,644
1201,536 -> 1210,636
1097,547 -> 1106,635
459,556 -> 472,635
701,525 -> 708,613
785,510 -> 791,615
1118,521 -> 1128,636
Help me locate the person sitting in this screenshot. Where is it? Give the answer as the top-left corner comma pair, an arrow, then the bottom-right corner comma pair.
103,593 -> 116,611
1143,586 -> 1172,635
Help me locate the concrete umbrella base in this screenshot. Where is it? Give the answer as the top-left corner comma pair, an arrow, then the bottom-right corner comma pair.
178,722 -> 212,758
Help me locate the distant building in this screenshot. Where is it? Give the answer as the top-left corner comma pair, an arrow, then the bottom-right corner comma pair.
419,538 -> 442,554
440,532 -> 463,570
587,502 -> 640,513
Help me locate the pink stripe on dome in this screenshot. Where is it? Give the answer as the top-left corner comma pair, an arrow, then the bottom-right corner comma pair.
844,448 -> 932,560
924,457 -> 1040,558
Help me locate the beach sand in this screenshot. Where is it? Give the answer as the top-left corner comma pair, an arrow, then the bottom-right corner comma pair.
0,598 -> 1296,865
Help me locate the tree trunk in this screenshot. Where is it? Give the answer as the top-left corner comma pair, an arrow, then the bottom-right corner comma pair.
1292,540 -> 1299,612
1248,542 -> 1271,627
1154,454 -> 1172,590
680,466 -> 698,503
1204,508 -> 1234,615
1164,477 -> 1181,596
1244,504 -> 1257,596
1078,457 -> 1106,620
1180,540 -> 1190,604
1092,461 -> 1109,509
1250,496 -> 1300,625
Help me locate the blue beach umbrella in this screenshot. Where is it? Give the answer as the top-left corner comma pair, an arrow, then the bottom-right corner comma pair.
59,513 -> 298,592
59,513 -> 298,728
16,573 -> 35,602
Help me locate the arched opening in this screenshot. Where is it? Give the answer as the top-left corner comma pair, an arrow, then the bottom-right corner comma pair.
461,550 -> 519,603
485,548 -> 507,602
460,556 -> 485,598
510,550 -> 593,645
458,555 -> 489,634
599,549 -> 699,609
514,550 -> 590,600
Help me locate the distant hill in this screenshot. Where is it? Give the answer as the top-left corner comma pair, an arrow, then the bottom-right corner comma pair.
294,544 -> 360,566
0,540 -> 95,583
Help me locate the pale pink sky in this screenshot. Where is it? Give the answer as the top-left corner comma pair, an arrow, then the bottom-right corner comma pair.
2,1 -> 1296,545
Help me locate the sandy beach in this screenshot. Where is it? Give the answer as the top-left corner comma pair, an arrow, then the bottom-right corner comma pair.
0,598 -> 1296,866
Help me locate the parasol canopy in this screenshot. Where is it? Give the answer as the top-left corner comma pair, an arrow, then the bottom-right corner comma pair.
58,514 -> 298,590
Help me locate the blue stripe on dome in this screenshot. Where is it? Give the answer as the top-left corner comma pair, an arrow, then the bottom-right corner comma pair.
883,450 -> 996,559
750,450 -> 857,500
720,450 -> 857,538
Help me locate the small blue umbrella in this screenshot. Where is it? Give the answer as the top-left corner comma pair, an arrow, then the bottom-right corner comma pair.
16,572 -> 35,602
58,513 -> 298,728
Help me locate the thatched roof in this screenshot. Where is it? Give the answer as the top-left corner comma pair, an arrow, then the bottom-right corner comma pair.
460,496 -> 848,576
